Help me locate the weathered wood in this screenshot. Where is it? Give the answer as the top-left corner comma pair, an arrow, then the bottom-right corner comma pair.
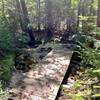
9,44 -> 73,100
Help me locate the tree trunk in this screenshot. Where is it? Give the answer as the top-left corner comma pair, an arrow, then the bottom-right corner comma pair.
44,0 -> 54,43
20,0 -> 29,21
90,0 -> 95,16
15,0 -> 29,31
80,0 -> 88,33
16,0 -> 24,31
20,0 -> 29,31
37,0 -> 41,30
97,0 -> 100,27
1,0 -> 5,17
77,0 -> 81,27
64,0 -> 71,29
45,0 -> 53,29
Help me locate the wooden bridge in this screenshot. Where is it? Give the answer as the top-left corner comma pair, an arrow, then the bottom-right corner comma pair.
9,43 -> 73,100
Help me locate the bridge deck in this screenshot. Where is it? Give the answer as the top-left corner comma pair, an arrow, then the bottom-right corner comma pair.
9,44 -> 73,100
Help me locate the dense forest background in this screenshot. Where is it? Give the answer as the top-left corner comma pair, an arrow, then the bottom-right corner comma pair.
0,0 -> 100,50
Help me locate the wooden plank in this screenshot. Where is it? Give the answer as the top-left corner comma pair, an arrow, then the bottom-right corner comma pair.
9,44 -> 73,100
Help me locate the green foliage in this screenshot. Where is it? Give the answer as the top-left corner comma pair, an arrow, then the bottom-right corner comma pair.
0,54 -> 15,86
73,80 -> 82,89
67,87 -> 92,100
79,16 -> 97,34
91,94 -> 100,98
70,36 -> 100,100
88,68 -> 100,82
0,84 -> 9,100
72,93 -> 85,100
75,35 -> 100,67
0,17 -> 15,51
95,28 -> 100,35
15,32 -> 30,48
75,38 -> 100,81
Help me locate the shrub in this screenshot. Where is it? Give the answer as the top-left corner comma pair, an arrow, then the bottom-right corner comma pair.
0,17 -> 15,51
0,84 -> 9,100
0,54 -> 15,86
